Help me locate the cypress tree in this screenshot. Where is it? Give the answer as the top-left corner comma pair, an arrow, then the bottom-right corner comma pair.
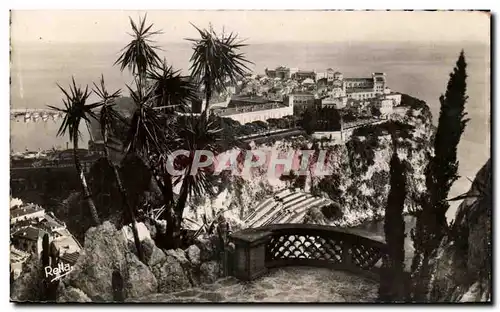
411,51 -> 470,301
379,145 -> 406,302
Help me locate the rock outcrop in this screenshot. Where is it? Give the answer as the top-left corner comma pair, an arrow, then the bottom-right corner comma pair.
49,220 -> 228,302
199,261 -> 221,285
151,254 -> 192,293
123,252 -> 158,299
428,159 -> 491,302
56,284 -> 92,303
60,221 -> 160,302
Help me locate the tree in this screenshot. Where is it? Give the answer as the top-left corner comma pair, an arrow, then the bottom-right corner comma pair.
300,108 -> 318,135
147,60 -> 198,113
115,14 -> 162,81
379,146 -> 406,302
410,51 -> 470,301
279,170 -> 297,188
169,114 -> 222,248
93,75 -> 145,263
114,15 -> 184,250
48,78 -> 101,225
187,24 -> 252,117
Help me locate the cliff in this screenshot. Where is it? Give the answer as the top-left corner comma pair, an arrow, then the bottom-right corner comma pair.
182,94 -> 434,231
427,158 -> 491,302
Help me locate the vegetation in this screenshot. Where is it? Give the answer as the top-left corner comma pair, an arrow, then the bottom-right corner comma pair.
41,233 -> 58,301
300,106 -> 342,134
379,146 -> 407,302
92,76 -> 145,262
48,78 -> 101,225
48,15 -> 251,251
410,51 -> 469,301
186,23 -> 252,117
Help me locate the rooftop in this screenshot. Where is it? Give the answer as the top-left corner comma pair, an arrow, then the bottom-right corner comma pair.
52,235 -> 82,254
296,70 -> 315,74
292,92 -> 315,96
214,102 -> 288,116
11,204 -> 44,219
347,87 -> 377,93
60,251 -> 80,265
228,95 -> 271,107
345,78 -> 373,82
12,226 -> 47,241
10,246 -> 30,263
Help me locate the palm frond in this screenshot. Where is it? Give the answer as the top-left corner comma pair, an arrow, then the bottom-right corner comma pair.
92,75 -> 123,141
146,59 -> 198,113
186,24 -> 253,110
115,14 -> 163,77
123,81 -> 173,158
51,77 -> 96,142
172,114 -> 222,199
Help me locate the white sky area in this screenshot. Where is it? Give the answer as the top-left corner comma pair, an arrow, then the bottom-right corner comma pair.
11,10 -> 490,44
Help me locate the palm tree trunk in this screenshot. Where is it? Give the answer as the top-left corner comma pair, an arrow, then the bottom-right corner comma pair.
125,150 -> 178,250
171,178 -> 189,249
73,131 -> 100,225
104,134 -> 145,263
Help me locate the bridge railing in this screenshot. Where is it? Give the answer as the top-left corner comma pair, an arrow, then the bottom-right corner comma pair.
231,223 -> 388,281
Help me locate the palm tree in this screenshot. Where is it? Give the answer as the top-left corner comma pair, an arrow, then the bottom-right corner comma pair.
115,14 -> 162,81
115,15 -> 185,249
48,77 -> 101,225
169,114 -> 222,248
186,24 -> 252,117
147,59 -> 199,113
92,75 -> 145,263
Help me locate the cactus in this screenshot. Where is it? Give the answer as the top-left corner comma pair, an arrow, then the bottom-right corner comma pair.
41,234 -> 59,301
42,234 -> 50,268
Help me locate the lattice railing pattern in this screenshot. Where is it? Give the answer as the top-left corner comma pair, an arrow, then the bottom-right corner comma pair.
266,232 -> 386,272
349,242 -> 385,270
267,234 -> 344,263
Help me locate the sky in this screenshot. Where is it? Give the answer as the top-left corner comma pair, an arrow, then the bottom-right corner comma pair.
10,10 -> 490,44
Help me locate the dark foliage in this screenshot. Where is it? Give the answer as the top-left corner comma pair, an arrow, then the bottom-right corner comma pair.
48,78 -> 101,225
147,60 -> 198,113
115,14 -> 162,77
379,148 -> 407,302
320,202 -> 343,221
187,24 -> 252,114
411,51 -> 469,301
299,106 -> 342,134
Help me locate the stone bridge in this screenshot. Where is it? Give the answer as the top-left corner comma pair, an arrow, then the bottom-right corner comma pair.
230,223 -> 388,282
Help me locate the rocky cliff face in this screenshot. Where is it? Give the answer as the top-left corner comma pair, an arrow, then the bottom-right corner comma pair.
11,221 -> 224,302
182,95 -> 434,230
428,158 -> 491,302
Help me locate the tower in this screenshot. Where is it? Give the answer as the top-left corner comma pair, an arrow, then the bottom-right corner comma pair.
372,73 -> 386,94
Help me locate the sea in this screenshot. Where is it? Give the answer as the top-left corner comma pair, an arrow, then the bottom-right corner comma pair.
10,40 -> 490,220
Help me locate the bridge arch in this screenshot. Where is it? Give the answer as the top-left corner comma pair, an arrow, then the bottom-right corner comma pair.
230,223 -> 388,282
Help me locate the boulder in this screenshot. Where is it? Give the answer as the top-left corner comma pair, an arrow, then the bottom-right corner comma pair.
122,222 -> 151,243
66,221 -> 128,302
56,285 -> 92,303
186,245 -> 201,267
199,260 -> 220,285
196,236 -> 219,262
65,221 -> 160,302
165,248 -> 189,266
152,255 -> 191,293
144,239 -> 167,267
123,252 -> 158,299
144,219 -> 157,240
